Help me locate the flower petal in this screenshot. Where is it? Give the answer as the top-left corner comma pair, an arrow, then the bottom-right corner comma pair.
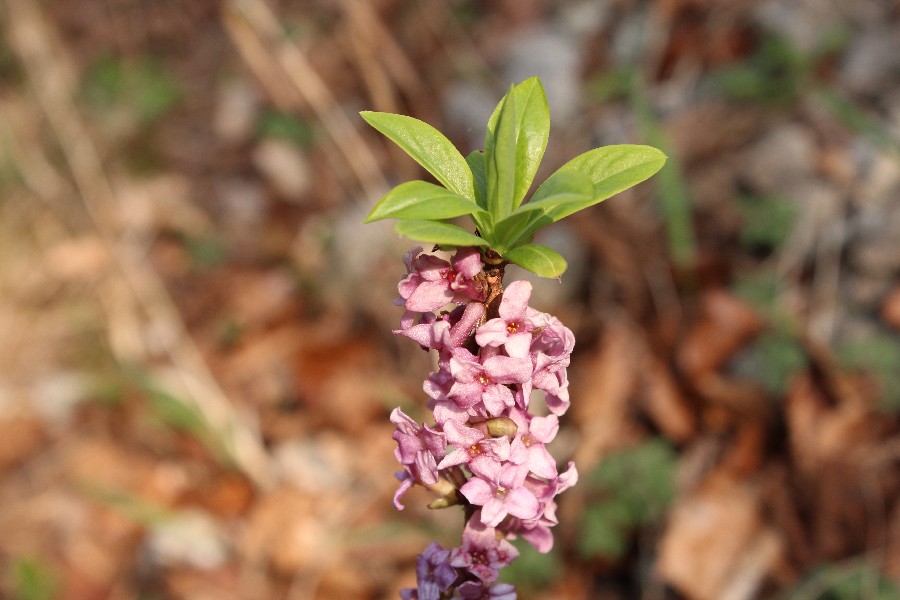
498,280 -> 531,320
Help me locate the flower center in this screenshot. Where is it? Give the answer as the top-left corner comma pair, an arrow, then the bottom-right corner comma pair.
468,444 -> 482,457
477,372 -> 492,387
495,485 -> 508,498
506,320 -> 521,334
470,548 -> 488,566
522,434 -> 534,447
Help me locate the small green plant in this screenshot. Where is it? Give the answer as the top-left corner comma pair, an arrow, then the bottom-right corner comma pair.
256,109 -> 315,148
737,193 -> 797,254
781,561 -> 900,600
837,331 -> 900,412
10,557 -> 58,600
81,55 -> 181,125
578,438 -> 676,559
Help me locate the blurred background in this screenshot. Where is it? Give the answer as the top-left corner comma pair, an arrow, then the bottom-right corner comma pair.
1,0 -> 900,598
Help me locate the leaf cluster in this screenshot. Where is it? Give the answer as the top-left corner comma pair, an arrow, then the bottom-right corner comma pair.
362,77 -> 666,278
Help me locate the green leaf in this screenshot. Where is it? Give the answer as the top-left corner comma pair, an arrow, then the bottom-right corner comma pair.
364,181 -> 485,223
503,244 -> 567,278
491,209 -> 550,251
546,145 -> 667,220
485,86 -> 519,220
486,77 -> 551,208
513,168 -> 594,216
464,150 -> 493,235
393,220 -> 488,248
360,111 -> 475,200
492,170 -> 592,249
465,150 -> 487,209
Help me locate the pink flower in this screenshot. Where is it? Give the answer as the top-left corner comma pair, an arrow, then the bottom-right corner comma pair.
527,310 -> 575,360
449,515 -> 519,583
391,408 -> 445,487
399,247 -> 485,312
395,312 -> 452,351
438,418 -> 510,472
527,312 -> 574,415
475,280 -> 534,357
431,399 -> 468,426
448,348 -> 531,415
507,408 -> 559,479
532,363 -> 570,415
460,461 -> 539,527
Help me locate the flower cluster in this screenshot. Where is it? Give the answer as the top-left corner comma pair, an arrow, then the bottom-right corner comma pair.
391,246 -> 578,599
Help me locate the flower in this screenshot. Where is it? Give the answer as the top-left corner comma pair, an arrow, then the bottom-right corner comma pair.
395,312 -> 453,351
452,581 -> 517,599
507,408 -> 558,479
391,408 -> 445,488
449,515 -> 519,583
448,348 -> 531,415
475,280 -> 534,358
438,418 -> 510,472
410,542 -> 458,600
388,245 -> 579,593
460,461 -> 539,527
399,247 -> 485,312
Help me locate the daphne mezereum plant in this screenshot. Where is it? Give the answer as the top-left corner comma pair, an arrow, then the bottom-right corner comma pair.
362,77 -> 665,599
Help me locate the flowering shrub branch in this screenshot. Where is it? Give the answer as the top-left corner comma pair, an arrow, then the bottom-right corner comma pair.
364,77 -> 665,599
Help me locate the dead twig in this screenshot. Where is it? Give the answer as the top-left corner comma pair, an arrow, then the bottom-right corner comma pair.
222,0 -> 389,197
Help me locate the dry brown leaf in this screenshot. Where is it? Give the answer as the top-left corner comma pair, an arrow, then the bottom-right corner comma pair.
785,373 -> 871,475
657,469 -> 782,600
0,413 -> 46,471
640,357 -> 696,442
881,284 -> 900,330
240,486 -> 340,577
678,289 -> 763,380
571,324 -> 642,468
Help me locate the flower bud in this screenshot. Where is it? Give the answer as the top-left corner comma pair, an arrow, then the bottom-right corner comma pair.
427,478 -> 457,498
428,496 -> 460,509
486,416 -> 517,438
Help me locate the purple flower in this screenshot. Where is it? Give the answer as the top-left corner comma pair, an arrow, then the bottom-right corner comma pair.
475,280 -> 534,358
403,542 -> 458,600
453,581 -> 517,599
449,515 -> 519,583
438,418 -> 510,472
448,348 -> 531,415
460,461 -> 539,527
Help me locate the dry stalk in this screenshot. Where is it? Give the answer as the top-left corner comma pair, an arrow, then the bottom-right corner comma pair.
4,0 -> 275,489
